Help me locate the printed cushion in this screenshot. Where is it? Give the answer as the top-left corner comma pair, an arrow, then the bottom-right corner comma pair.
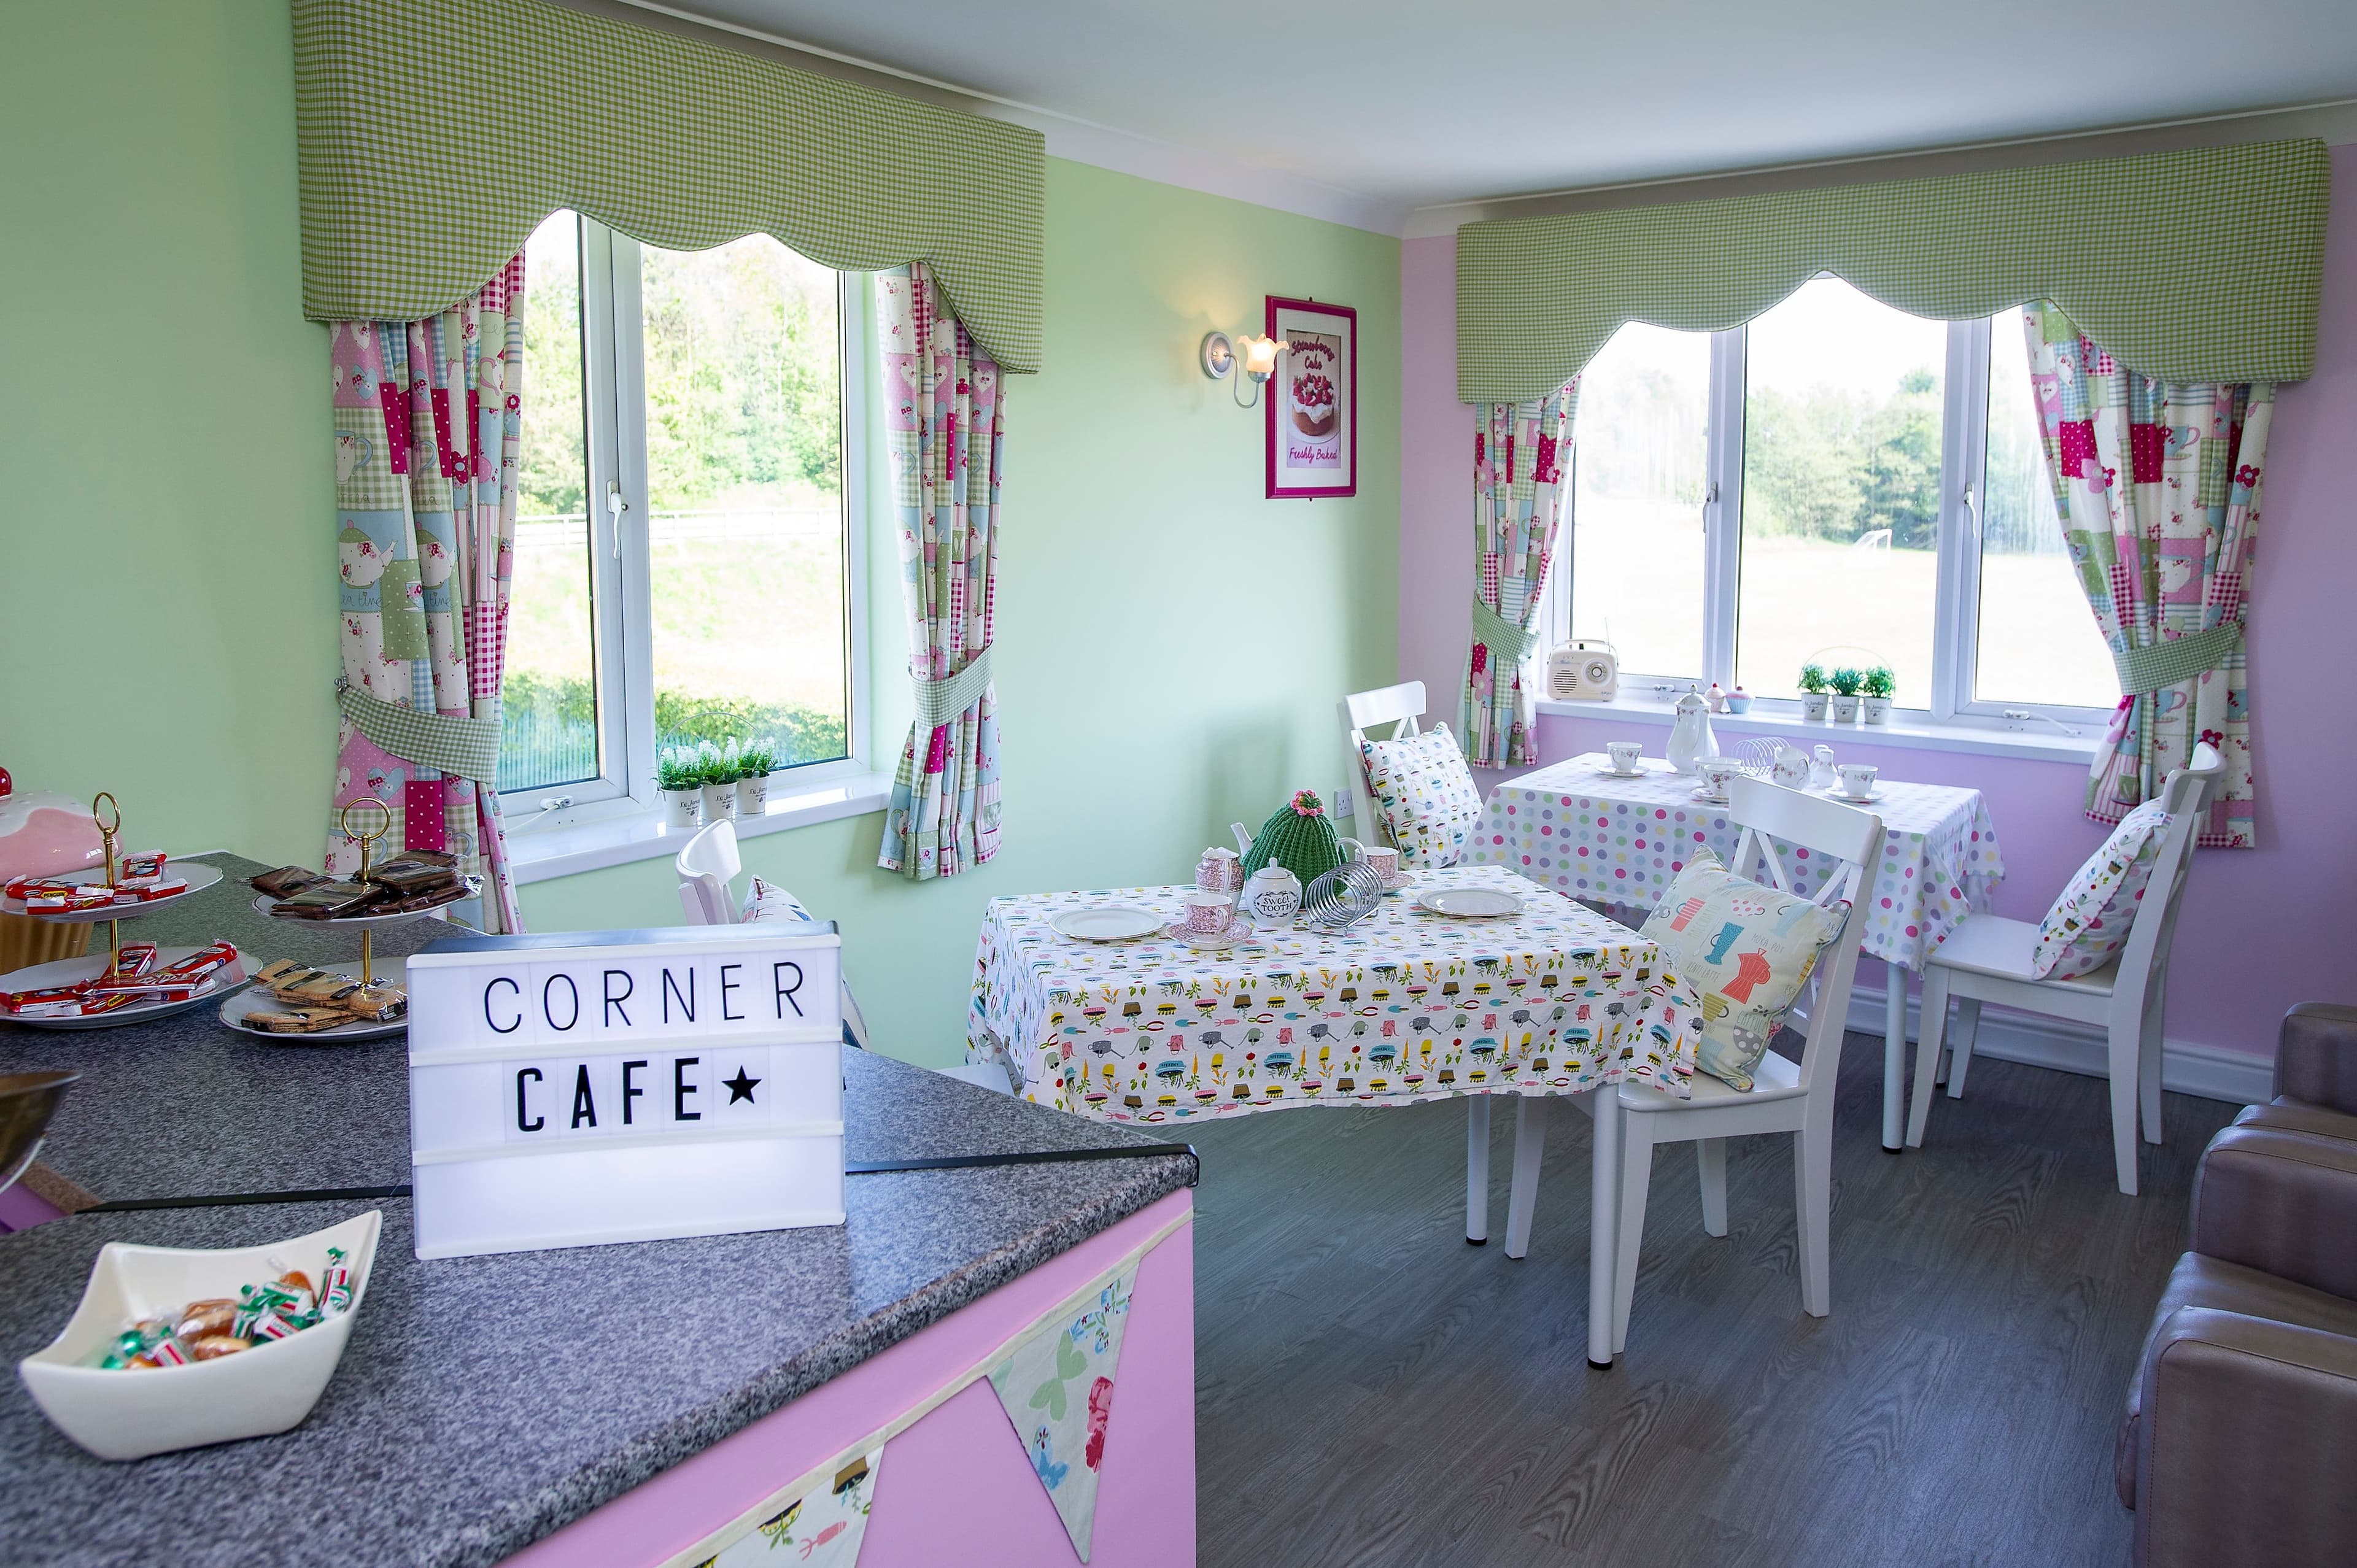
1640,848 -> 1849,1092
2032,803 -> 2173,979
740,875 -> 815,925
1360,723 -> 1483,868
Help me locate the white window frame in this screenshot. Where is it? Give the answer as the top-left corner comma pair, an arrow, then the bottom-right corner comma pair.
502,214 -> 870,825
1550,284 -> 2110,733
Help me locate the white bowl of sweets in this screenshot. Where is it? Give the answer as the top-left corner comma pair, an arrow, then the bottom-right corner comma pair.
17,1209 -> 379,1459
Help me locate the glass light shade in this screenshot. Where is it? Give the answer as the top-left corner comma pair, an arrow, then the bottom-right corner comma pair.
1240,334 -> 1284,379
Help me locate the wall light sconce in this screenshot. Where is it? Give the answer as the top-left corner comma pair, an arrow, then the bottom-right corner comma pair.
1201,329 -> 1288,407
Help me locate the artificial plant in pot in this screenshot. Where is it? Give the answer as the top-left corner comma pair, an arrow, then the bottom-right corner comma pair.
700,741 -> 741,822
735,740 -> 775,818
657,746 -> 703,832
1828,667 -> 1862,724
1797,663 -> 1830,722
1860,666 -> 1895,725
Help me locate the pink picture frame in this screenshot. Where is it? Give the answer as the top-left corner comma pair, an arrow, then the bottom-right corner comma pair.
1264,296 -> 1357,500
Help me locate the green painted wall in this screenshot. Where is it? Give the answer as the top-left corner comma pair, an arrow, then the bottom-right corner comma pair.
0,0 -> 1400,1068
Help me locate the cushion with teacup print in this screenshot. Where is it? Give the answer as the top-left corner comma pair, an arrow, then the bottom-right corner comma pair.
1360,723 -> 1483,868
2030,801 -> 2172,979
740,875 -> 816,925
1640,848 -> 1849,1092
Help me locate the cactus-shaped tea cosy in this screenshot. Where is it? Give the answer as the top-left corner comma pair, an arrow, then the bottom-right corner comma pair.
1240,789 -> 1345,887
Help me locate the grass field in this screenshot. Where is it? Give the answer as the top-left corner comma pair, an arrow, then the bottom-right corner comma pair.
1567,501 -> 2116,709
498,507 -> 850,790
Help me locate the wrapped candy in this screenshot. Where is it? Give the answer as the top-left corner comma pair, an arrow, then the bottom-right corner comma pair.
91,1251 -> 349,1369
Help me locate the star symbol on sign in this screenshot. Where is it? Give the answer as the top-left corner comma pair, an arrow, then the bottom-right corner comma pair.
722,1067 -> 761,1105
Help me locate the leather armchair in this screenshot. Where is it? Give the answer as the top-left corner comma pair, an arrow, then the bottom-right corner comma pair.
2119,1004 -> 2357,1568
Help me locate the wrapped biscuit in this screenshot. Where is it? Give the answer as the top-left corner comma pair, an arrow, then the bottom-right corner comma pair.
249,865 -> 330,898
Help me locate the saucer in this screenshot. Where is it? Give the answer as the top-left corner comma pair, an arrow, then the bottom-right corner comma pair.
1827,787 -> 1884,805
1689,789 -> 1730,805
1595,765 -> 1648,779
1159,916 -> 1263,949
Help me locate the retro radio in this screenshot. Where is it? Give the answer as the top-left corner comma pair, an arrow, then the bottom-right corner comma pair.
1546,639 -> 1619,701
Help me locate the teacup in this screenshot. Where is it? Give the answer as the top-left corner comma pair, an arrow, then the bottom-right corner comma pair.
1837,764 -> 1879,798
1606,741 -> 1643,774
1359,845 -> 1400,881
1697,758 -> 1741,798
1182,889 -> 1232,935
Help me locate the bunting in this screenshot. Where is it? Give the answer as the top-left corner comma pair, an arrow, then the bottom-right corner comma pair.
985,1259 -> 1140,1562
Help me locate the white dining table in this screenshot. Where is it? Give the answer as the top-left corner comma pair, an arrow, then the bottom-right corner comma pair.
1460,751 -> 2008,1150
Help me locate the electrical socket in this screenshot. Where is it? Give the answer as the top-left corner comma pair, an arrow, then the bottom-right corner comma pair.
1334,784 -> 1355,818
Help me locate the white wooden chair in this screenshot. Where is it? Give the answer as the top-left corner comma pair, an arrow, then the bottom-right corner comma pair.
1501,778 -> 1881,1353
1905,743 -> 2221,1195
673,819 -> 894,1060
1342,679 -> 1506,1243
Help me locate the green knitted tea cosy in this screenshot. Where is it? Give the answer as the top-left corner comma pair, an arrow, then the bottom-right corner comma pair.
1240,789 -> 1346,887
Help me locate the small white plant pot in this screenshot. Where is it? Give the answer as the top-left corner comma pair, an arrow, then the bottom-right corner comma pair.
1861,696 -> 1891,725
1800,693 -> 1830,722
1830,695 -> 1860,724
662,788 -> 703,832
702,782 -> 739,822
735,774 -> 770,819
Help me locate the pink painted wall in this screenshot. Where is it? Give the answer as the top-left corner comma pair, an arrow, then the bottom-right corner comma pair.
511,1192 -> 1194,1567
1399,144 -> 2357,1059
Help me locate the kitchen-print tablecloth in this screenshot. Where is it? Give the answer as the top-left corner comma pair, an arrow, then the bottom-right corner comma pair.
1461,754 -> 2006,968
968,865 -> 1703,1125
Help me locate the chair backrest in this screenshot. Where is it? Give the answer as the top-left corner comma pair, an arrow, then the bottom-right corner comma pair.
675,817 -> 742,927
1341,680 -> 1428,848
2113,741 -> 2223,1000
1721,778 -> 1884,1094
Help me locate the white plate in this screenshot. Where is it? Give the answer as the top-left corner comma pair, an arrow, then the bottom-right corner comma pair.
1417,886 -> 1525,919
18,1209 -> 379,1460
2,860 -> 224,924
0,947 -> 256,1031
1827,788 -> 1885,805
219,958 -> 408,1044
249,884 -> 470,927
1050,906 -> 1163,942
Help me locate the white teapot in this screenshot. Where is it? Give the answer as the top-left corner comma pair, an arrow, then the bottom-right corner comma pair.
1666,688 -> 1719,774
1242,865 -> 1302,931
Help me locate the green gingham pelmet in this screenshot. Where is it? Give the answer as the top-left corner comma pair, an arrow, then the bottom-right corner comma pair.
293,0 -> 1046,373
1457,139 -> 2329,403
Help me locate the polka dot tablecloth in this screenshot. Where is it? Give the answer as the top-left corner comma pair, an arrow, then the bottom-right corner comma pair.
966,865 -> 1704,1126
1461,754 -> 2006,969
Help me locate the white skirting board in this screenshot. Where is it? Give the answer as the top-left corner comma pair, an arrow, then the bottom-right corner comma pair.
1843,981 -> 2273,1107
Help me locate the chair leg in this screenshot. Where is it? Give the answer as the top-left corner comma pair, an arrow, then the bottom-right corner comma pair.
1504,1094 -> 1547,1259
1905,969 -> 1951,1148
2107,1012 -> 2142,1197
1695,1138 -> 1727,1237
1465,1095 -> 1492,1244
1795,1113 -> 1834,1316
1612,1111 -> 1655,1354
2140,1003 -> 2166,1146
1946,998 -> 1982,1100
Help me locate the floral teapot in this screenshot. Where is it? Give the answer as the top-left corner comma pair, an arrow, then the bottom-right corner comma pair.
1665,688 -> 1719,774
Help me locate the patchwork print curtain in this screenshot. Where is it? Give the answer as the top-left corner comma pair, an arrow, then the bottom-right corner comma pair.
1460,385 -> 1579,768
875,263 -> 1005,879
2021,304 -> 2267,848
326,258 -> 527,928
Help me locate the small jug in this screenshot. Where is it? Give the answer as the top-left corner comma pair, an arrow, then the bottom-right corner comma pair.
1769,741 -> 1811,788
1196,845 -> 1244,898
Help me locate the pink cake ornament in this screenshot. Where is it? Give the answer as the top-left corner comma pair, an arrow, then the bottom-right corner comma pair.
0,776 -> 107,882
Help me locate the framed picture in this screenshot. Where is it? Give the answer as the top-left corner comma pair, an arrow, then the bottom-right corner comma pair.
1265,296 -> 1356,499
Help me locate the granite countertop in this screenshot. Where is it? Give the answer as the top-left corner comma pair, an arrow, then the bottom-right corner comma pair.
2,1140 -> 1191,1566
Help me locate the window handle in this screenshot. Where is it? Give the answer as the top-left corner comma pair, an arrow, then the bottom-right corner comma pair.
605,481 -> 629,559
1960,484 -> 1979,541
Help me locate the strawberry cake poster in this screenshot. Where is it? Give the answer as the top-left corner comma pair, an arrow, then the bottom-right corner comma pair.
1265,296 -> 1356,498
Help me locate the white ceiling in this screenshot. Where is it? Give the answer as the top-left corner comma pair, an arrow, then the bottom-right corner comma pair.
655,0 -> 2357,230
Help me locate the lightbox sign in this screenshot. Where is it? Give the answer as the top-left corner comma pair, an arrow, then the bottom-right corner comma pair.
404,924 -> 845,1259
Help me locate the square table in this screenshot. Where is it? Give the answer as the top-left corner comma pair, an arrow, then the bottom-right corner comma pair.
1461,753 -> 2007,1150
967,863 -> 1712,1367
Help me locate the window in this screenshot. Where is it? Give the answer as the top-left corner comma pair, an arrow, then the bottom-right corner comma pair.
1550,278 -> 2113,720
504,211 -> 864,808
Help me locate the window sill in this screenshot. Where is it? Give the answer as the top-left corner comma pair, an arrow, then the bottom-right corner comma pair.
1531,695 -> 2102,765
506,771 -> 894,886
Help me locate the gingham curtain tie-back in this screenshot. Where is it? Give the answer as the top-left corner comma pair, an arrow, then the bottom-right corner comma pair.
2111,622 -> 2243,695
1470,598 -> 1542,666
911,644 -> 996,727
337,684 -> 503,783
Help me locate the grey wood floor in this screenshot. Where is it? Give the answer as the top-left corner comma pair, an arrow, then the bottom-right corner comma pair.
1188,1031 -> 2239,1567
